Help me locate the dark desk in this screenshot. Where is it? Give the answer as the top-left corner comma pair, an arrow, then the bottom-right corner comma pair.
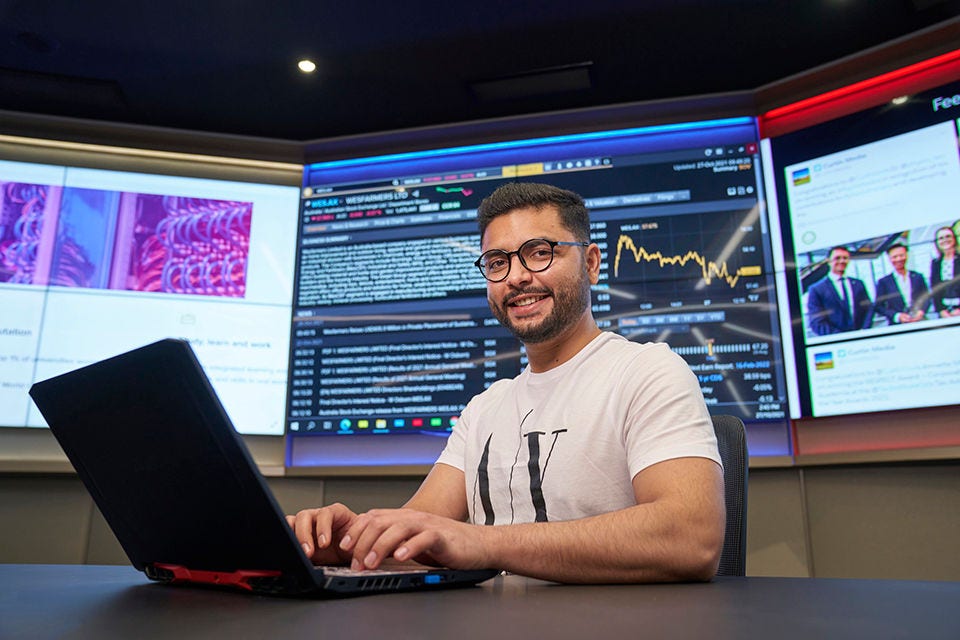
2,564 -> 959,639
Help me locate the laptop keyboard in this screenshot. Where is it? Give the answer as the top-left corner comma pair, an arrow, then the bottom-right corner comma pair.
320,566 -> 430,577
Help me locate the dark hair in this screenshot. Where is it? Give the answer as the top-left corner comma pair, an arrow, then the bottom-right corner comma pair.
828,245 -> 851,258
477,182 -> 590,242
886,242 -> 908,254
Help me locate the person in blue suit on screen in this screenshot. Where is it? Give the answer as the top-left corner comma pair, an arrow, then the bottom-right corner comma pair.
288,182 -> 724,584
806,245 -> 874,336
873,243 -> 930,325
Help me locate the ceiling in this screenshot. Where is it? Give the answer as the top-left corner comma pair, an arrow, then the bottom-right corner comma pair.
1,1 -> 960,144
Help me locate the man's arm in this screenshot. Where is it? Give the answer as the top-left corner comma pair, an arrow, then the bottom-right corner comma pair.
873,277 -> 897,323
910,271 -> 932,318
402,462 -> 469,519
806,281 -> 834,335
339,456 -> 724,583
854,279 -> 874,329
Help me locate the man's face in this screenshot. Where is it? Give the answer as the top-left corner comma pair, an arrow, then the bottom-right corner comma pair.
480,205 -> 596,344
888,246 -> 908,274
828,249 -> 850,276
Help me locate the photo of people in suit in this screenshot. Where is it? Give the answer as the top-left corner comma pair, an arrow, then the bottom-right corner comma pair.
874,243 -> 931,325
799,221 -> 959,340
805,246 -> 873,336
929,225 -> 960,318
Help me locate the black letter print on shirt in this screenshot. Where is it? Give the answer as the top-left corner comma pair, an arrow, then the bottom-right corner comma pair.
475,426 -> 567,524
478,434 -> 495,525
525,429 -> 569,522
525,432 -> 548,522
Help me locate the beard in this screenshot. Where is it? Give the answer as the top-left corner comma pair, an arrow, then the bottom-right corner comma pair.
488,268 -> 592,344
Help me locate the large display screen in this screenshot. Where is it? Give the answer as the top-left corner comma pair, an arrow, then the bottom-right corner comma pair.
288,118 -> 791,440
763,79 -> 960,418
1,160 -> 299,435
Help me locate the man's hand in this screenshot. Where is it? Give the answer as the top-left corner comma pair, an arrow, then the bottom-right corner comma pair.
287,503 -> 359,565
898,311 -> 924,323
338,508 -> 492,572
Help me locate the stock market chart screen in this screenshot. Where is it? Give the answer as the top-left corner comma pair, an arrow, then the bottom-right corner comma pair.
287,119 -> 789,437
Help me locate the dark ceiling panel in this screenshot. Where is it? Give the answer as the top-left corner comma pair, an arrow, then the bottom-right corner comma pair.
0,1 -> 958,140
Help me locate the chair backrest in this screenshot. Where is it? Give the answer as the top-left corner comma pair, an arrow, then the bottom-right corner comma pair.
712,414 -> 748,576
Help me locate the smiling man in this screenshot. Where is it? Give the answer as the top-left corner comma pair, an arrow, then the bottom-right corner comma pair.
806,246 -> 874,336
874,243 -> 931,325
290,182 -> 724,584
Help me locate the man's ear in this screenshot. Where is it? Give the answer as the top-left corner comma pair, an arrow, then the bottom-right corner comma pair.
586,243 -> 601,285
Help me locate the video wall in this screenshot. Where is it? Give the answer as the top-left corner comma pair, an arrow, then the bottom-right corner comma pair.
286,118 -> 791,445
0,160 -> 299,435
762,78 -> 960,419
286,55 -> 960,464
5,50 -> 960,463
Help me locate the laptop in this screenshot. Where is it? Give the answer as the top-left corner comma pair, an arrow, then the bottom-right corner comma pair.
28,338 -> 499,597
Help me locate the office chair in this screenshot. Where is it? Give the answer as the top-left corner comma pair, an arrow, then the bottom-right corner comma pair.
711,414 -> 748,577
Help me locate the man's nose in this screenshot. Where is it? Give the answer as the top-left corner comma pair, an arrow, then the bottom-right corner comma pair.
504,254 -> 533,285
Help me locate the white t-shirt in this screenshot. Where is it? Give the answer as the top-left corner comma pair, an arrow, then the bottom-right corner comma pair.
436,332 -> 720,525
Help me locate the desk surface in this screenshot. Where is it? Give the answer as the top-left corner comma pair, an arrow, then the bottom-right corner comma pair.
2,564 -> 959,639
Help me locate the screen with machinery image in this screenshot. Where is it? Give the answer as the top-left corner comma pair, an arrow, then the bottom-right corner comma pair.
0,161 -> 299,435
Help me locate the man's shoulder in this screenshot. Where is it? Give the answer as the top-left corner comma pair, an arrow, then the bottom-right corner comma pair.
585,334 -> 691,380
810,276 -> 833,291
588,332 -> 671,361
808,277 -> 836,301
462,370 -> 528,412
471,376 -> 517,399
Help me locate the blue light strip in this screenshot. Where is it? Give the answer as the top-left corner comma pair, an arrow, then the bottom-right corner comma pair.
307,117 -> 756,170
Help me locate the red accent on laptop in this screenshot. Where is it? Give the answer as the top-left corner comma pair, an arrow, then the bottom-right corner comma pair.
153,564 -> 281,591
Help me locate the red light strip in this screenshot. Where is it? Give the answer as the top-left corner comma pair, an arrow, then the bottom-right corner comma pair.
760,48 -> 960,138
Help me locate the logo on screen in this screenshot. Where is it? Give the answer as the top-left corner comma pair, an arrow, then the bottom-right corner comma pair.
792,167 -> 811,186
814,351 -> 834,370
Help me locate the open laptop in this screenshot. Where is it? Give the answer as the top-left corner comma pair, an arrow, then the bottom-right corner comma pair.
28,338 -> 499,597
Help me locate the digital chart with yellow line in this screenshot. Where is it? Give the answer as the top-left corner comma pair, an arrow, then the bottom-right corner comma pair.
585,198 -> 787,422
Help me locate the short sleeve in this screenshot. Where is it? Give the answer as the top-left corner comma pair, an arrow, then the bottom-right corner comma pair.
622,345 -> 721,478
434,400 -> 469,471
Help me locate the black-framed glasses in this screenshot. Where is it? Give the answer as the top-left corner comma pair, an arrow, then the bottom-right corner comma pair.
474,238 -> 589,282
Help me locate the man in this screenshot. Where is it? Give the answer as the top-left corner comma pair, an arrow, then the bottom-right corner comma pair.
874,243 -> 930,325
806,245 -> 873,336
290,182 -> 724,583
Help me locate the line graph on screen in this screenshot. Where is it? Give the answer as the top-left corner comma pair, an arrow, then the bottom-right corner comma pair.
613,233 -> 761,287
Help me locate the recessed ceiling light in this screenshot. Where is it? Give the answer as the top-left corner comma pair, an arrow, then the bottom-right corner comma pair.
891,95 -> 909,105
298,59 -> 317,74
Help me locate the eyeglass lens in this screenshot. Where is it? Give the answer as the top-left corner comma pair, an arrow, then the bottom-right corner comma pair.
480,239 -> 555,280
